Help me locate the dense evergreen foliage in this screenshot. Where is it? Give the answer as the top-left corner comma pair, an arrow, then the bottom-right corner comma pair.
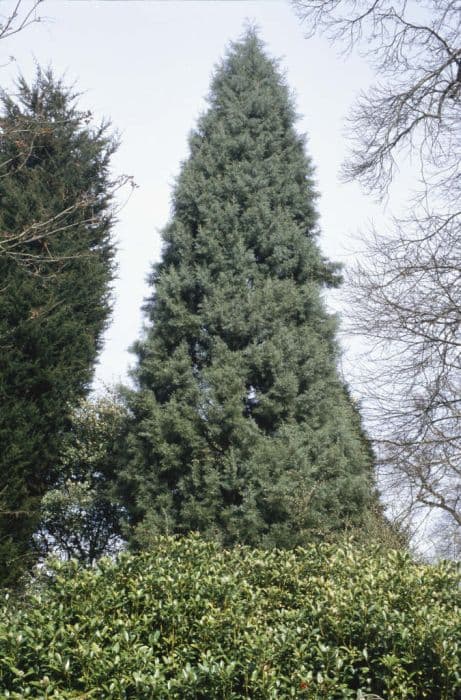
1,536 -> 459,698
0,71 -> 117,586
122,33 -> 377,547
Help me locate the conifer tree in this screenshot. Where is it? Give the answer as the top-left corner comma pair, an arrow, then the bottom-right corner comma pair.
0,71 -> 117,585
123,33 -> 377,548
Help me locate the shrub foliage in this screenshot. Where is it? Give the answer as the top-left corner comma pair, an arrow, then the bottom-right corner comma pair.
0,536 -> 460,698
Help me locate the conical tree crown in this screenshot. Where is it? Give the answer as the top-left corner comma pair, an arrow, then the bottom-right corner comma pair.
124,32 -> 376,547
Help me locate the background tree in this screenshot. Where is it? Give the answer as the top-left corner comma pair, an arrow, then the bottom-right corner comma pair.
292,0 -> 461,551
0,70 -> 118,586
121,32 -> 377,549
34,396 -> 127,564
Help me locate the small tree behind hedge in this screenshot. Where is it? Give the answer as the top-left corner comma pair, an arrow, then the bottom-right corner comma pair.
34,397 -> 127,564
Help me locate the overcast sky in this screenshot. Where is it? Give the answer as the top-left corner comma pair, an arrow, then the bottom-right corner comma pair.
2,0 -> 389,390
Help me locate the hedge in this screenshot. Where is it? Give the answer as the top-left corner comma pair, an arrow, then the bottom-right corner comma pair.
0,535 -> 460,698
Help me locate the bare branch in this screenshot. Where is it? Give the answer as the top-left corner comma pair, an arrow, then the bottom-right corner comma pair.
0,0 -> 44,42
293,0 -> 461,199
293,0 -> 461,554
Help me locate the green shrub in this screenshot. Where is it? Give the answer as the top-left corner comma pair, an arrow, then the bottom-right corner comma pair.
0,535 -> 459,698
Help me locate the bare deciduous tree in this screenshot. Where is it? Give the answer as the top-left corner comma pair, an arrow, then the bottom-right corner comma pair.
292,0 -> 461,197
348,211 -> 460,546
292,0 -> 461,552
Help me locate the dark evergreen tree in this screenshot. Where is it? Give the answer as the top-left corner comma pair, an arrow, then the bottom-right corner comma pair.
122,32 -> 377,548
0,70 -> 117,586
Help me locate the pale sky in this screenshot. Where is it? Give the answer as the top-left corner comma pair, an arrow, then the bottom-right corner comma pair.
2,0 -> 386,390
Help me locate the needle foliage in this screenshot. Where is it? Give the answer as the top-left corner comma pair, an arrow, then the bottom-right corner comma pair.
0,70 -> 117,586
122,32 -> 377,547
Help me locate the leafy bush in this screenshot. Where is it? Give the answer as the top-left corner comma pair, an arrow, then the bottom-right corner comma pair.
0,536 -> 459,698
34,396 -> 127,564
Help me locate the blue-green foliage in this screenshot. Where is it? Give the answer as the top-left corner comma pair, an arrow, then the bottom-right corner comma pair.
121,32 -> 377,548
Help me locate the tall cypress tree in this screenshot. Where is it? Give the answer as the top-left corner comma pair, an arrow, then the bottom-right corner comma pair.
0,71 -> 117,585
123,32 -> 377,548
